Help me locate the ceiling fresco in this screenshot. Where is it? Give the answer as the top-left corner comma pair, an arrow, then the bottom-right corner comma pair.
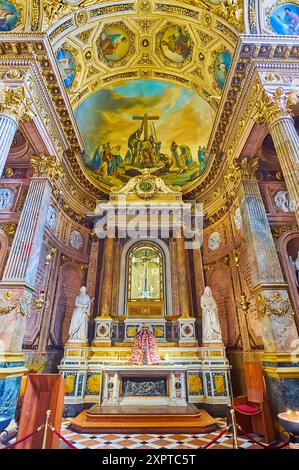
75,79 -> 215,190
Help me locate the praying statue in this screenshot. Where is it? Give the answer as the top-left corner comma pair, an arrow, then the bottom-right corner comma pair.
68,286 -> 93,343
200,286 -> 223,344
289,252 -> 299,287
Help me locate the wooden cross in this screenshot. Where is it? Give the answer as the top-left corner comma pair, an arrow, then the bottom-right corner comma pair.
132,113 -> 159,140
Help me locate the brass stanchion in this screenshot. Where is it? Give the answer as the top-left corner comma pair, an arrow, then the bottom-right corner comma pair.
230,408 -> 239,449
42,410 -> 51,449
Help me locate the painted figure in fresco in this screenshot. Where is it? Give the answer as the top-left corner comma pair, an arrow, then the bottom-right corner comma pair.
170,141 -> 184,169
68,286 -> 92,342
170,142 -> 193,169
200,286 -> 223,344
99,31 -> 127,57
92,142 -> 122,176
180,145 -> 193,167
198,146 -> 210,172
276,7 -> 299,35
91,144 -> 104,171
289,252 -> 299,287
162,26 -> 190,60
126,124 -> 143,164
0,1 -> 17,32
216,60 -> 229,81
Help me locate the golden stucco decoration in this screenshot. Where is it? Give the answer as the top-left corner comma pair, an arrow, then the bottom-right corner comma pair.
0,86 -> 35,124
253,87 -> 298,127
31,154 -> 64,182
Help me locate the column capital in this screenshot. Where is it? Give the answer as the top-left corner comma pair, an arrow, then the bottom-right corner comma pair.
226,157 -> 259,184
0,85 -> 35,125
253,87 -> 298,128
30,154 -> 64,182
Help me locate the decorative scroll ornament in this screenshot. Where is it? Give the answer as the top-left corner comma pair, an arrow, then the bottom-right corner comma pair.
253,88 -> 298,127
0,292 -> 31,317
224,157 -> 259,183
43,0 -> 97,26
255,291 -> 294,318
112,168 -> 181,199
239,157 -> 259,180
214,0 -> 244,31
31,154 -> 63,182
0,222 -> 17,244
0,86 -> 35,124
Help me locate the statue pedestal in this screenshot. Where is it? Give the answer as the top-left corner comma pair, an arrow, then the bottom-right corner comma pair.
93,317 -> 113,346
178,318 -> 197,346
58,344 -> 89,410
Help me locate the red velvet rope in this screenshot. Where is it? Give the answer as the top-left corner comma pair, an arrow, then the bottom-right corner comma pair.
200,426 -> 232,449
0,428 -> 42,450
237,425 -> 291,449
51,428 -> 78,449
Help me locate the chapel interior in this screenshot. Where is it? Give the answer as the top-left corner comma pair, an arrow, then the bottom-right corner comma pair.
0,0 -> 299,450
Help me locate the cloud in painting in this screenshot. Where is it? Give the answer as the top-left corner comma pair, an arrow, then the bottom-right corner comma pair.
75,80 -> 215,166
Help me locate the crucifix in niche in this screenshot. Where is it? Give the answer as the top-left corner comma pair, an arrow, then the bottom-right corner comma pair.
129,244 -> 163,301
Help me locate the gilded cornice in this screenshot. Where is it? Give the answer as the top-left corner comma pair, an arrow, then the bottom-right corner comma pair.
0,34 -> 107,206
40,0 -> 243,33
197,37 -> 299,217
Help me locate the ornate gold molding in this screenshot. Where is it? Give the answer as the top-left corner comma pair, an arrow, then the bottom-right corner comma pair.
239,157 -> 259,180
0,223 -> 17,244
0,86 -> 35,125
255,291 -> 294,318
224,157 -> 259,185
253,87 -> 298,128
271,225 -> 295,242
31,154 -> 64,181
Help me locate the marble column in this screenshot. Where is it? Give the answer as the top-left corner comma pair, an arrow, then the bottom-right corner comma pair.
176,236 -> 197,345
98,236 -> 114,317
0,154 -> 62,428
0,86 -> 34,177
254,87 -> 299,225
86,237 -> 100,315
93,236 -> 114,346
236,158 -> 298,353
176,236 -> 191,317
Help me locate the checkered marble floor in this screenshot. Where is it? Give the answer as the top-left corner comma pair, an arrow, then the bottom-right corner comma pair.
60,418 -> 261,450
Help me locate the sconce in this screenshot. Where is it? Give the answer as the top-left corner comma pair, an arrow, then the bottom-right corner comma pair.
33,292 -> 46,311
240,294 -> 251,313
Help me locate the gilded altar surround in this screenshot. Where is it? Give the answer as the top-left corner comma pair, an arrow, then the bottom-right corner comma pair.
0,0 -> 298,438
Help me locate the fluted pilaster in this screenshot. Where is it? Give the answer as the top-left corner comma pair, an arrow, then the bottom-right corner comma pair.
176,236 -> 191,317
237,174 -> 298,352
99,236 -> 114,317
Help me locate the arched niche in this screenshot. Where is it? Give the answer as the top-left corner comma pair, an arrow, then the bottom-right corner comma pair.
0,230 -> 9,277
206,263 -> 239,347
278,230 -> 299,328
50,261 -> 84,346
118,238 -> 173,317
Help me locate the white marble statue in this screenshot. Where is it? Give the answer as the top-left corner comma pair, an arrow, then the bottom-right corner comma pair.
200,286 -> 223,343
289,252 -> 299,287
68,286 -> 93,342
274,191 -> 293,213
